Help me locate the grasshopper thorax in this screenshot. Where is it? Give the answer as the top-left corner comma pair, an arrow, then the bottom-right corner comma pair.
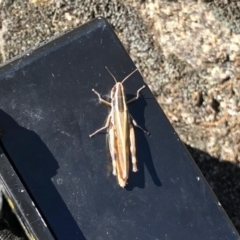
111,82 -> 126,112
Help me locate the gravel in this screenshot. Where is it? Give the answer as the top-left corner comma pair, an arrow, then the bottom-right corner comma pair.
0,0 -> 240,234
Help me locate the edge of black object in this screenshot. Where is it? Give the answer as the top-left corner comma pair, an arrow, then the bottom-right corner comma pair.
0,17 -> 239,240
0,146 -> 54,240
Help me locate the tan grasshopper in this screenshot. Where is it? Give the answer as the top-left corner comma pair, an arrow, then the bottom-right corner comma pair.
89,67 -> 149,188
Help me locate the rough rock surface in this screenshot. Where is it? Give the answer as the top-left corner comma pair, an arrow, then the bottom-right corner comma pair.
0,0 -> 240,233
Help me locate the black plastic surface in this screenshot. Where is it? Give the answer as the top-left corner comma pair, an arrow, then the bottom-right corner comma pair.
0,146 -> 54,240
0,17 -> 239,240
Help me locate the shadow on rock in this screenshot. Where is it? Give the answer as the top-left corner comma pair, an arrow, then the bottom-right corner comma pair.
186,144 -> 240,234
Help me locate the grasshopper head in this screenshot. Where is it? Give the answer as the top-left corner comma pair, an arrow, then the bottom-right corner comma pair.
111,82 -> 125,100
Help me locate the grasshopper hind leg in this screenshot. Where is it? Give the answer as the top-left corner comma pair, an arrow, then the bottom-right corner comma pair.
129,123 -> 138,172
108,126 -> 117,176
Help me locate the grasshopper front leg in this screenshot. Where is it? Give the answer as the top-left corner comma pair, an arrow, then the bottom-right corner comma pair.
92,88 -> 111,106
127,85 -> 145,104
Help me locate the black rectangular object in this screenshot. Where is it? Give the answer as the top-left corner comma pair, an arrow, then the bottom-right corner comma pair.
0,17 -> 239,240
0,146 -> 54,240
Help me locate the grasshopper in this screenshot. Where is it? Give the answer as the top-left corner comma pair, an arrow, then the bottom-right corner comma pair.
89,67 -> 149,188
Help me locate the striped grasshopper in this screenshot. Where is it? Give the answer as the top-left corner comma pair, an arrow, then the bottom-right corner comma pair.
89,67 -> 149,188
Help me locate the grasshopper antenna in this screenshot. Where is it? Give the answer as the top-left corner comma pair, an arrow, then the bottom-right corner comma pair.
121,69 -> 138,84
105,66 -> 117,83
